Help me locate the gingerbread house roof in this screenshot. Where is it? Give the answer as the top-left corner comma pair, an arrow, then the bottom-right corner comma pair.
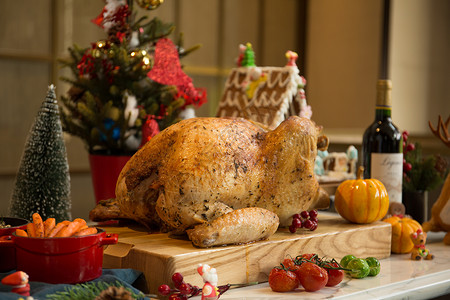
216,65 -> 309,129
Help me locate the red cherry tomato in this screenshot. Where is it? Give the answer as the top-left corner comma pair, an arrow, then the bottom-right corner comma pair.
282,258 -> 300,272
268,267 -> 300,292
295,262 -> 328,292
325,262 -> 345,287
298,253 -> 318,263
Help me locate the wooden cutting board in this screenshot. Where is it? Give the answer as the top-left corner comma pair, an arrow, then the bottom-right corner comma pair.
100,214 -> 391,294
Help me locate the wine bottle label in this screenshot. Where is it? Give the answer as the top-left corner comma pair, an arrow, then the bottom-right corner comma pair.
370,153 -> 403,203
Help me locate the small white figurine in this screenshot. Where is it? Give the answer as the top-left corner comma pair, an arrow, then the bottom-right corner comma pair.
197,263 -> 219,300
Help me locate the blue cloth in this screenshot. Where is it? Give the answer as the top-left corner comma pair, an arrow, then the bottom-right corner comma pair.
0,269 -> 151,299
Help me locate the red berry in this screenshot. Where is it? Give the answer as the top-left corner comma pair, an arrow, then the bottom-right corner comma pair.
300,211 -> 309,219
158,284 -> 171,296
190,285 -> 201,296
172,272 -> 184,285
178,282 -> 192,295
169,295 -> 182,300
289,225 -> 297,233
309,210 -> 318,219
406,143 -> 415,152
293,213 -> 301,220
292,218 -> 302,228
404,162 -> 412,172
402,131 -> 409,141
303,219 -> 313,230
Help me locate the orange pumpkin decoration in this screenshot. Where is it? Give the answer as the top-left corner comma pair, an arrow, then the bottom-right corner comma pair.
334,166 -> 389,224
383,216 -> 423,253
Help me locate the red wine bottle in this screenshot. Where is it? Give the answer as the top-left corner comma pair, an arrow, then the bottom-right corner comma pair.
362,79 -> 403,203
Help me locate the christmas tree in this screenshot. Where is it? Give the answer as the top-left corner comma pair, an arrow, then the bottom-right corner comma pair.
241,43 -> 256,67
9,85 -> 71,223
59,0 -> 207,155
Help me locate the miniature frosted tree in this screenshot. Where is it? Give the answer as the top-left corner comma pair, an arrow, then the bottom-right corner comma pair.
9,85 -> 71,223
241,43 -> 256,67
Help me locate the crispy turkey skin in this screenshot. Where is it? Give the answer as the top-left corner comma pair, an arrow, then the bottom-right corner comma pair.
90,116 -> 329,246
111,116 -> 328,229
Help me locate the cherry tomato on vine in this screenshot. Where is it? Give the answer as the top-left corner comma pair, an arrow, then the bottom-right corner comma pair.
325,262 -> 345,286
268,267 -> 300,292
295,262 -> 328,292
298,253 -> 319,263
282,258 -> 300,273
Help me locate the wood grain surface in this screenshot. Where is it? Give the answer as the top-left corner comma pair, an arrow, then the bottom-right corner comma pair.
100,214 -> 392,294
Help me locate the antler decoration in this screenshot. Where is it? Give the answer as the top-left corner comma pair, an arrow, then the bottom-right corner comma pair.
429,115 -> 450,148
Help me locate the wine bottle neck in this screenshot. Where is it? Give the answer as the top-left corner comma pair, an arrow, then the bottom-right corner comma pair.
375,106 -> 392,120
375,79 -> 393,121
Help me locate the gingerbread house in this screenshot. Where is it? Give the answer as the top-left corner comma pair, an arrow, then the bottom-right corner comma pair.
216,44 -> 311,129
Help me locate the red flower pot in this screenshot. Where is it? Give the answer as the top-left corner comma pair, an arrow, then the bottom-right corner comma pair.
89,154 -> 132,203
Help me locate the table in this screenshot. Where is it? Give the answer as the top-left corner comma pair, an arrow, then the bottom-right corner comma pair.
193,232 -> 450,300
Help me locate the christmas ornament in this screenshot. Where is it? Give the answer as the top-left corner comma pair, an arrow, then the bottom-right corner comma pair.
147,38 -> 192,87
123,92 -> 139,127
241,42 -> 256,67
285,50 -> 298,67
197,264 -> 219,300
136,0 -> 164,10
1,271 -> 30,297
9,85 -> 71,223
236,43 -> 246,67
140,115 -> 160,147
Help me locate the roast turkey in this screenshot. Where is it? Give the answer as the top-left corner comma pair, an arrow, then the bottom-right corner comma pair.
90,116 -> 329,246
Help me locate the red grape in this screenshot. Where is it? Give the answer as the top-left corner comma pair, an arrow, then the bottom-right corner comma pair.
292,218 -> 302,228
303,219 -> 313,230
289,225 -> 297,233
293,213 -> 301,219
300,210 -> 309,219
309,210 -> 318,219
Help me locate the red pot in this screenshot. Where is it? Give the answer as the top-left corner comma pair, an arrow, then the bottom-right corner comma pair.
0,217 -> 29,272
0,228 -> 118,284
89,154 -> 132,204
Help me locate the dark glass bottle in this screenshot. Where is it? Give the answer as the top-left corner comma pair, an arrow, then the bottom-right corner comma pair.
362,79 -> 403,203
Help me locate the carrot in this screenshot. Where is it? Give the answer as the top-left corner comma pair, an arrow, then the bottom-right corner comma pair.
15,229 -> 28,237
32,213 -> 45,238
56,221 -> 86,237
26,223 -> 36,237
44,218 -> 56,237
73,218 -> 87,226
76,225 -> 89,233
48,220 -> 70,237
74,227 -> 98,236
